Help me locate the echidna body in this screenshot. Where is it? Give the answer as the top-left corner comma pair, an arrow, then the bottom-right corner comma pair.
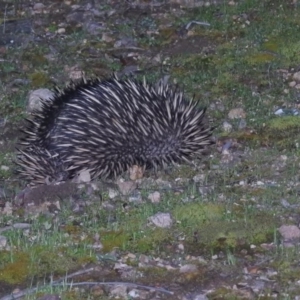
16,76 -> 213,186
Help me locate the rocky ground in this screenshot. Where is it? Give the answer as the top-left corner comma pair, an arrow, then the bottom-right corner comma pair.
1,0 -> 300,299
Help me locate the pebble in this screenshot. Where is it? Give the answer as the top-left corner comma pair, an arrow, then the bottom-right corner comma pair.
0,235 -> 7,249
27,88 -> 54,112
13,223 -> 31,230
278,225 -> 300,241
109,285 -> 127,299
148,212 -> 172,228
293,71 -> 300,82
57,28 -> 66,34
33,3 -> 45,13
108,188 -> 119,199
148,191 -> 161,203
193,294 -> 209,300
117,180 -> 137,195
228,108 -> 246,119
222,121 -> 233,132
180,264 -> 197,273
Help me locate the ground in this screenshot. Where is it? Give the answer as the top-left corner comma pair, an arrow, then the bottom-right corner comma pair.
1,0 -> 300,299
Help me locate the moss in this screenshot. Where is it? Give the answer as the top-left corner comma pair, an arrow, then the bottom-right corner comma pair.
101,230 -> 129,252
244,52 -> 277,65
223,116 -> 300,149
31,249 -> 78,276
21,52 -> 49,66
29,72 -> 51,87
140,266 -> 169,279
266,116 -> 300,131
208,286 -> 250,299
0,251 -> 30,284
164,164 -> 199,180
280,40 -> 300,64
173,203 -> 225,227
63,224 -> 82,235
262,40 -> 280,52
159,27 -> 177,44
174,54 -> 216,72
191,214 -> 276,252
173,203 -> 277,254
262,116 -> 300,149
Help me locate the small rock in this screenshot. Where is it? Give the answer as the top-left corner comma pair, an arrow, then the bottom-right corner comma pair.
107,9 -> 117,17
178,243 -> 184,251
228,108 -> 246,119
3,202 -> 12,216
102,33 -> 114,43
71,4 -> 81,10
193,174 -> 205,183
0,188 -> 6,197
0,235 -> 7,249
88,242 -> 103,250
128,289 -> 140,299
238,119 -> 247,129
109,285 -> 127,299
108,188 -> 119,199
0,118 -> 7,127
13,223 -> 31,230
0,165 -> 9,171
90,285 -> 104,297
84,22 -> 106,35
114,263 -> 132,272
33,3 -> 45,13
129,165 -> 144,180
278,225 -> 300,241
222,121 -> 233,132
117,180 -> 137,195
148,191 -> 161,203
148,212 -> 172,228
27,89 -> 54,112
180,264 -> 198,273
68,69 -> 84,81
295,84 -> 300,90
139,254 -> 149,264
293,71 -> 300,82
256,181 -> 264,186
193,294 -> 209,300
114,262 -> 137,279
128,190 -> 142,203
114,37 -> 137,48
75,170 -> 91,183
57,28 -> 66,34
289,81 -> 296,87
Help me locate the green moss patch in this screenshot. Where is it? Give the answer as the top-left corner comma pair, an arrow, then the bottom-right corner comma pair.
0,251 -> 30,284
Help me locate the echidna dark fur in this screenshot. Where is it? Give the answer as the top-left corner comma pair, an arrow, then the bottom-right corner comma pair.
16,75 -> 213,186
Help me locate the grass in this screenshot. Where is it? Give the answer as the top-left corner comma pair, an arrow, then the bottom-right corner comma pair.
1,0 -> 300,298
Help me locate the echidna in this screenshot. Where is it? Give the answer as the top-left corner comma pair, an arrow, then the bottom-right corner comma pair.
16,75 -> 213,186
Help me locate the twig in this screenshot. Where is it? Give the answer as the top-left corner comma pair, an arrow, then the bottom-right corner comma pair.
52,281 -> 174,295
0,267 -> 173,300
